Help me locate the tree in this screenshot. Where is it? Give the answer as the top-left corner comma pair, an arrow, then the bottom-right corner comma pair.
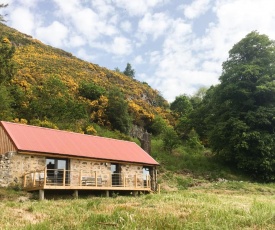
190,87 -> 208,109
123,63 -> 135,78
149,115 -> 168,136
79,81 -> 105,101
170,94 -> 193,117
0,35 -> 16,120
0,85 -> 13,119
189,86 -> 216,146
0,37 -> 15,85
30,76 -> 87,124
170,95 -> 193,140
114,67 -> 121,73
207,31 -> 275,181
106,88 -> 131,134
162,126 -> 180,154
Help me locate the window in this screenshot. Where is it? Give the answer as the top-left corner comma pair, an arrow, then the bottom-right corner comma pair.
46,158 -> 69,184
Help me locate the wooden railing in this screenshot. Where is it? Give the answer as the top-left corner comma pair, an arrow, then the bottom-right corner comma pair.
22,169 -> 152,190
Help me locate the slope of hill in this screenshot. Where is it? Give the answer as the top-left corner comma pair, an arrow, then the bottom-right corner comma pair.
0,23 -> 172,133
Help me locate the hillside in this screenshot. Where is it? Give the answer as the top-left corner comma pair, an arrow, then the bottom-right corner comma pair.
0,23 -> 172,133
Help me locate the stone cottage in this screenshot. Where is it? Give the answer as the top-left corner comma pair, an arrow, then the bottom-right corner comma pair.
0,121 -> 159,199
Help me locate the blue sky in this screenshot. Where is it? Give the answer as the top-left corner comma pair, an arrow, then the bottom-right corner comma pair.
2,0 -> 275,102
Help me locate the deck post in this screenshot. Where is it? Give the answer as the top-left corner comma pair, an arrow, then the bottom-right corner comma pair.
33,172 -> 36,186
73,190 -> 78,199
133,191 -> 138,197
44,168 -> 47,186
158,184 -> 161,194
63,169 -> 66,186
23,174 -> 26,188
39,189 -> 44,200
79,170 -> 82,186
106,190 -> 109,197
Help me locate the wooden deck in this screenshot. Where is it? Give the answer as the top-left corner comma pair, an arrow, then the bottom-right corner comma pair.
23,169 -> 152,192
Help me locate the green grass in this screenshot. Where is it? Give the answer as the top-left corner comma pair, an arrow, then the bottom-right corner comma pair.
0,182 -> 274,230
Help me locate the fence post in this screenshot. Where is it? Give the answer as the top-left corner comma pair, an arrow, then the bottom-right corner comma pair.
33,172 -> 36,186
79,170 -> 82,186
63,169 -> 66,186
44,168 -> 47,186
23,174 -> 26,188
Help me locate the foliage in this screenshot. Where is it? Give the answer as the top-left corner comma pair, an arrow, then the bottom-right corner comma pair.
123,63 -> 135,78
0,85 -> 13,120
128,100 -> 154,128
170,94 -> 193,117
30,119 -> 59,129
161,126 -> 180,154
189,86 -> 216,146
0,23 -> 170,134
78,80 -> 105,101
206,31 -> 275,182
170,94 -> 194,140
148,115 -> 168,136
106,88 -> 131,134
0,37 -> 15,85
28,75 -> 88,125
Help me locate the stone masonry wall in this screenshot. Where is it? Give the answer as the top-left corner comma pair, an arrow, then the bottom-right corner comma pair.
70,159 -> 145,187
0,152 -> 150,188
0,152 -> 45,187
121,164 -> 144,187
70,159 -> 111,186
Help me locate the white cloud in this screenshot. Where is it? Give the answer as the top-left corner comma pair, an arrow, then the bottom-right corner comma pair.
68,35 -> 86,48
114,0 -> 168,16
53,1 -> 118,40
52,0 -> 80,15
133,55 -> 143,65
138,13 -> 171,40
77,48 -> 97,62
9,7 -> 35,34
109,36 -> 132,56
91,36 -> 132,56
91,0 -> 116,18
120,21 -> 132,33
182,0 -> 211,19
36,21 -> 68,47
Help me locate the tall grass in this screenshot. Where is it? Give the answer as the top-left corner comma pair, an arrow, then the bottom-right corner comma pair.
0,184 -> 274,230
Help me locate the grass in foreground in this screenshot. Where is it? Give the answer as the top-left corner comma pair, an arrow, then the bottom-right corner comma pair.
0,182 -> 274,230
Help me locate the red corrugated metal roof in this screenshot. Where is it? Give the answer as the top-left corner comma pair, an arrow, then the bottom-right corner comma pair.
1,121 -> 159,165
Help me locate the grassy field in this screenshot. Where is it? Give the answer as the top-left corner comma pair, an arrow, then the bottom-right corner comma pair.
0,181 -> 274,230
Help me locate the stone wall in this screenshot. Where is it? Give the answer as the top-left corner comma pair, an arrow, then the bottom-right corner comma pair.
0,152 -> 45,187
0,152 -> 154,189
70,159 -> 111,186
121,164 -> 144,187
70,159 -> 146,187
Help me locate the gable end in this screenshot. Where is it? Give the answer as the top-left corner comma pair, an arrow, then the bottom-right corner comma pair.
0,125 -> 17,154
